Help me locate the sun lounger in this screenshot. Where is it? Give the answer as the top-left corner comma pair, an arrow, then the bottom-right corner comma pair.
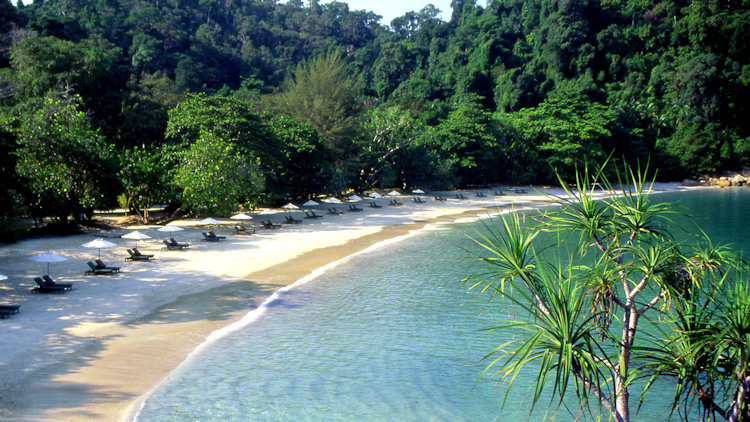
369,201 -> 382,208
86,261 -> 116,275
328,207 -> 343,215
412,197 -> 426,203
95,259 -> 120,272
285,216 -> 302,224
0,308 -> 16,319
163,239 -> 189,250
456,193 -> 468,199
348,204 -> 363,212
234,224 -> 255,235
388,199 -> 403,206
132,248 -> 154,257
209,230 -> 226,240
33,277 -> 67,293
434,195 -> 447,201
201,232 -> 224,242
262,220 -> 282,229
476,192 -> 486,197
43,275 -> 73,290
514,188 -> 528,194
493,190 -> 505,196
127,249 -> 154,261
305,211 -> 323,219
0,305 -> 20,314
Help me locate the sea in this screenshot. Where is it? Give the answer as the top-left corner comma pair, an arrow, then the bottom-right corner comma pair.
135,188 -> 750,421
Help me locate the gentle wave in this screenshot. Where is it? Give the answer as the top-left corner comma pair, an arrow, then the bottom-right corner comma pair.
130,223 -> 437,421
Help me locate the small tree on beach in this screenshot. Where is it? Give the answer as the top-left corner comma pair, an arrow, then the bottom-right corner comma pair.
466,162 -> 750,421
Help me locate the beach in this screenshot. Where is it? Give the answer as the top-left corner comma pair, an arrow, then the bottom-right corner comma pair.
0,187 -> 682,421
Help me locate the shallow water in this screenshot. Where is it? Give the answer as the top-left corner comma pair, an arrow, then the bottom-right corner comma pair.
137,188 -> 750,421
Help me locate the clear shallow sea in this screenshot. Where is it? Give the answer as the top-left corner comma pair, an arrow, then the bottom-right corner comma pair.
136,188 -> 750,421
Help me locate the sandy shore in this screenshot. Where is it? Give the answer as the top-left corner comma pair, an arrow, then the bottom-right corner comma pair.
0,186 -> 686,421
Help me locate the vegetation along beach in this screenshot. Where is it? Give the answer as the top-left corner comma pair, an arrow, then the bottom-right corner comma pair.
1,0 -> 749,421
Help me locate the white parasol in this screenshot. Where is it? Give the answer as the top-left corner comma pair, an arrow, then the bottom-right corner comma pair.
303,200 -> 319,207
158,225 -> 184,233
281,203 -> 300,210
82,238 -> 117,259
412,189 -> 425,194
388,191 -> 401,196
324,197 -> 342,204
29,252 -> 68,275
368,192 -> 383,198
230,213 -> 253,220
260,209 -> 279,215
122,230 -> 151,247
0,274 -> 7,281
199,217 -> 220,225
348,195 -> 363,202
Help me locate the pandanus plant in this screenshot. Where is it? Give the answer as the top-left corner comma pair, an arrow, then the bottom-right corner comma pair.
466,161 -> 750,422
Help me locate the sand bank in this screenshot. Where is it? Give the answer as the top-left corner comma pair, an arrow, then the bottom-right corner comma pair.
0,186 -> 684,421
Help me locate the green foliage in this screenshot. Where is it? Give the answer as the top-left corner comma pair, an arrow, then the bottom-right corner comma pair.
118,147 -> 175,221
174,131 -> 264,214
466,162 -> 750,421
269,51 -> 362,162
14,92 -> 119,222
500,92 -> 613,183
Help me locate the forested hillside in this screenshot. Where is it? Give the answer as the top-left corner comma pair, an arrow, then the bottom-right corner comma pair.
0,0 -> 748,229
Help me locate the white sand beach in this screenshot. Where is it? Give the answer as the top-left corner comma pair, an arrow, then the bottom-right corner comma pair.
0,186 -> 685,421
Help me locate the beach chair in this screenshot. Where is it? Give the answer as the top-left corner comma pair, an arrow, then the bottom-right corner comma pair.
33,277 -> 67,293
163,239 -> 189,250
209,230 -> 226,240
388,199 -> 403,206
233,225 -> 255,235
456,193 -> 468,199
476,192 -> 487,197
86,261 -> 116,275
305,211 -> 323,219
0,305 -> 20,314
127,249 -> 154,261
348,204 -> 363,212
434,195 -> 447,201
262,220 -> 282,229
514,188 -> 528,194
43,275 -> 73,290
0,304 -> 20,318
132,248 -> 154,257
285,216 -> 302,224
201,232 -> 222,242
412,197 -> 426,203
369,201 -> 382,208
493,190 -> 505,196
328,207 -> 343,215
95,259 -> 120,272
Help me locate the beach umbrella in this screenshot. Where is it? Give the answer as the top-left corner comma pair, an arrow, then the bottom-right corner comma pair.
303,200 -> 319,207
388,191 -> 401,196
368,192 -> 382,198
158,225 -> 184,233
348,195 -> 363,202
412,189 -> 425,194
199,217 -> 220,225
122,230 -> 151,247
82,238 -> 117,259
260,209 -> 279,215
230,213 -> 252,220
29,252 -> 68,275
282,203 -> 300,210
324,197 -> 342,204
0,274 -> 7,280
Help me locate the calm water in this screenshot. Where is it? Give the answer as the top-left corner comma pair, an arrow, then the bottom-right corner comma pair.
137,188 -> 750,421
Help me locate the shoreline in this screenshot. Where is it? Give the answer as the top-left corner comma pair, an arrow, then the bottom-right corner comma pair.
0,185 -> 692,421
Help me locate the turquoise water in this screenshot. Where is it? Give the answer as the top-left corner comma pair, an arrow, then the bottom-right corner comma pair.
137,188 -> 750,421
